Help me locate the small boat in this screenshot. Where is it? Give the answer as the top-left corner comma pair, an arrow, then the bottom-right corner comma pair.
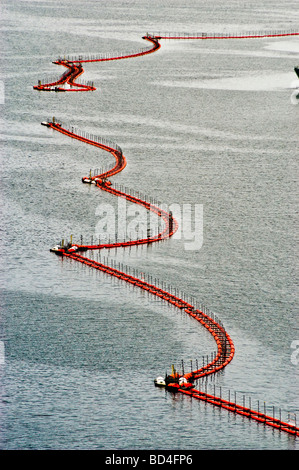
154,376 -> 166,387
50,244 -> 63,253
154,367 -> 194,389
67,245 -> 78,252
82,177 -> 96,184
295,66 -> 299,79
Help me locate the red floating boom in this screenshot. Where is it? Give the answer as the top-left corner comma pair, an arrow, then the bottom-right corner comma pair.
37,28 -> 299,438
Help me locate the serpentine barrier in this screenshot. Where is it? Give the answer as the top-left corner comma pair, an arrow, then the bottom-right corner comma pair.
35,29 -> 299,437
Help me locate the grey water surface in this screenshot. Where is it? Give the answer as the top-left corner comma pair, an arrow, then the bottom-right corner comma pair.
1,0 -> 298,450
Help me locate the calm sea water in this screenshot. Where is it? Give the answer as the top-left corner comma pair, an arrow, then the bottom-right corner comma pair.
1,0 -> 299,450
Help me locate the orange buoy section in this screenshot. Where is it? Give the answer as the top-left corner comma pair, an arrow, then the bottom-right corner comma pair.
33,36 -> 160,92
36,29 -> 299,438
